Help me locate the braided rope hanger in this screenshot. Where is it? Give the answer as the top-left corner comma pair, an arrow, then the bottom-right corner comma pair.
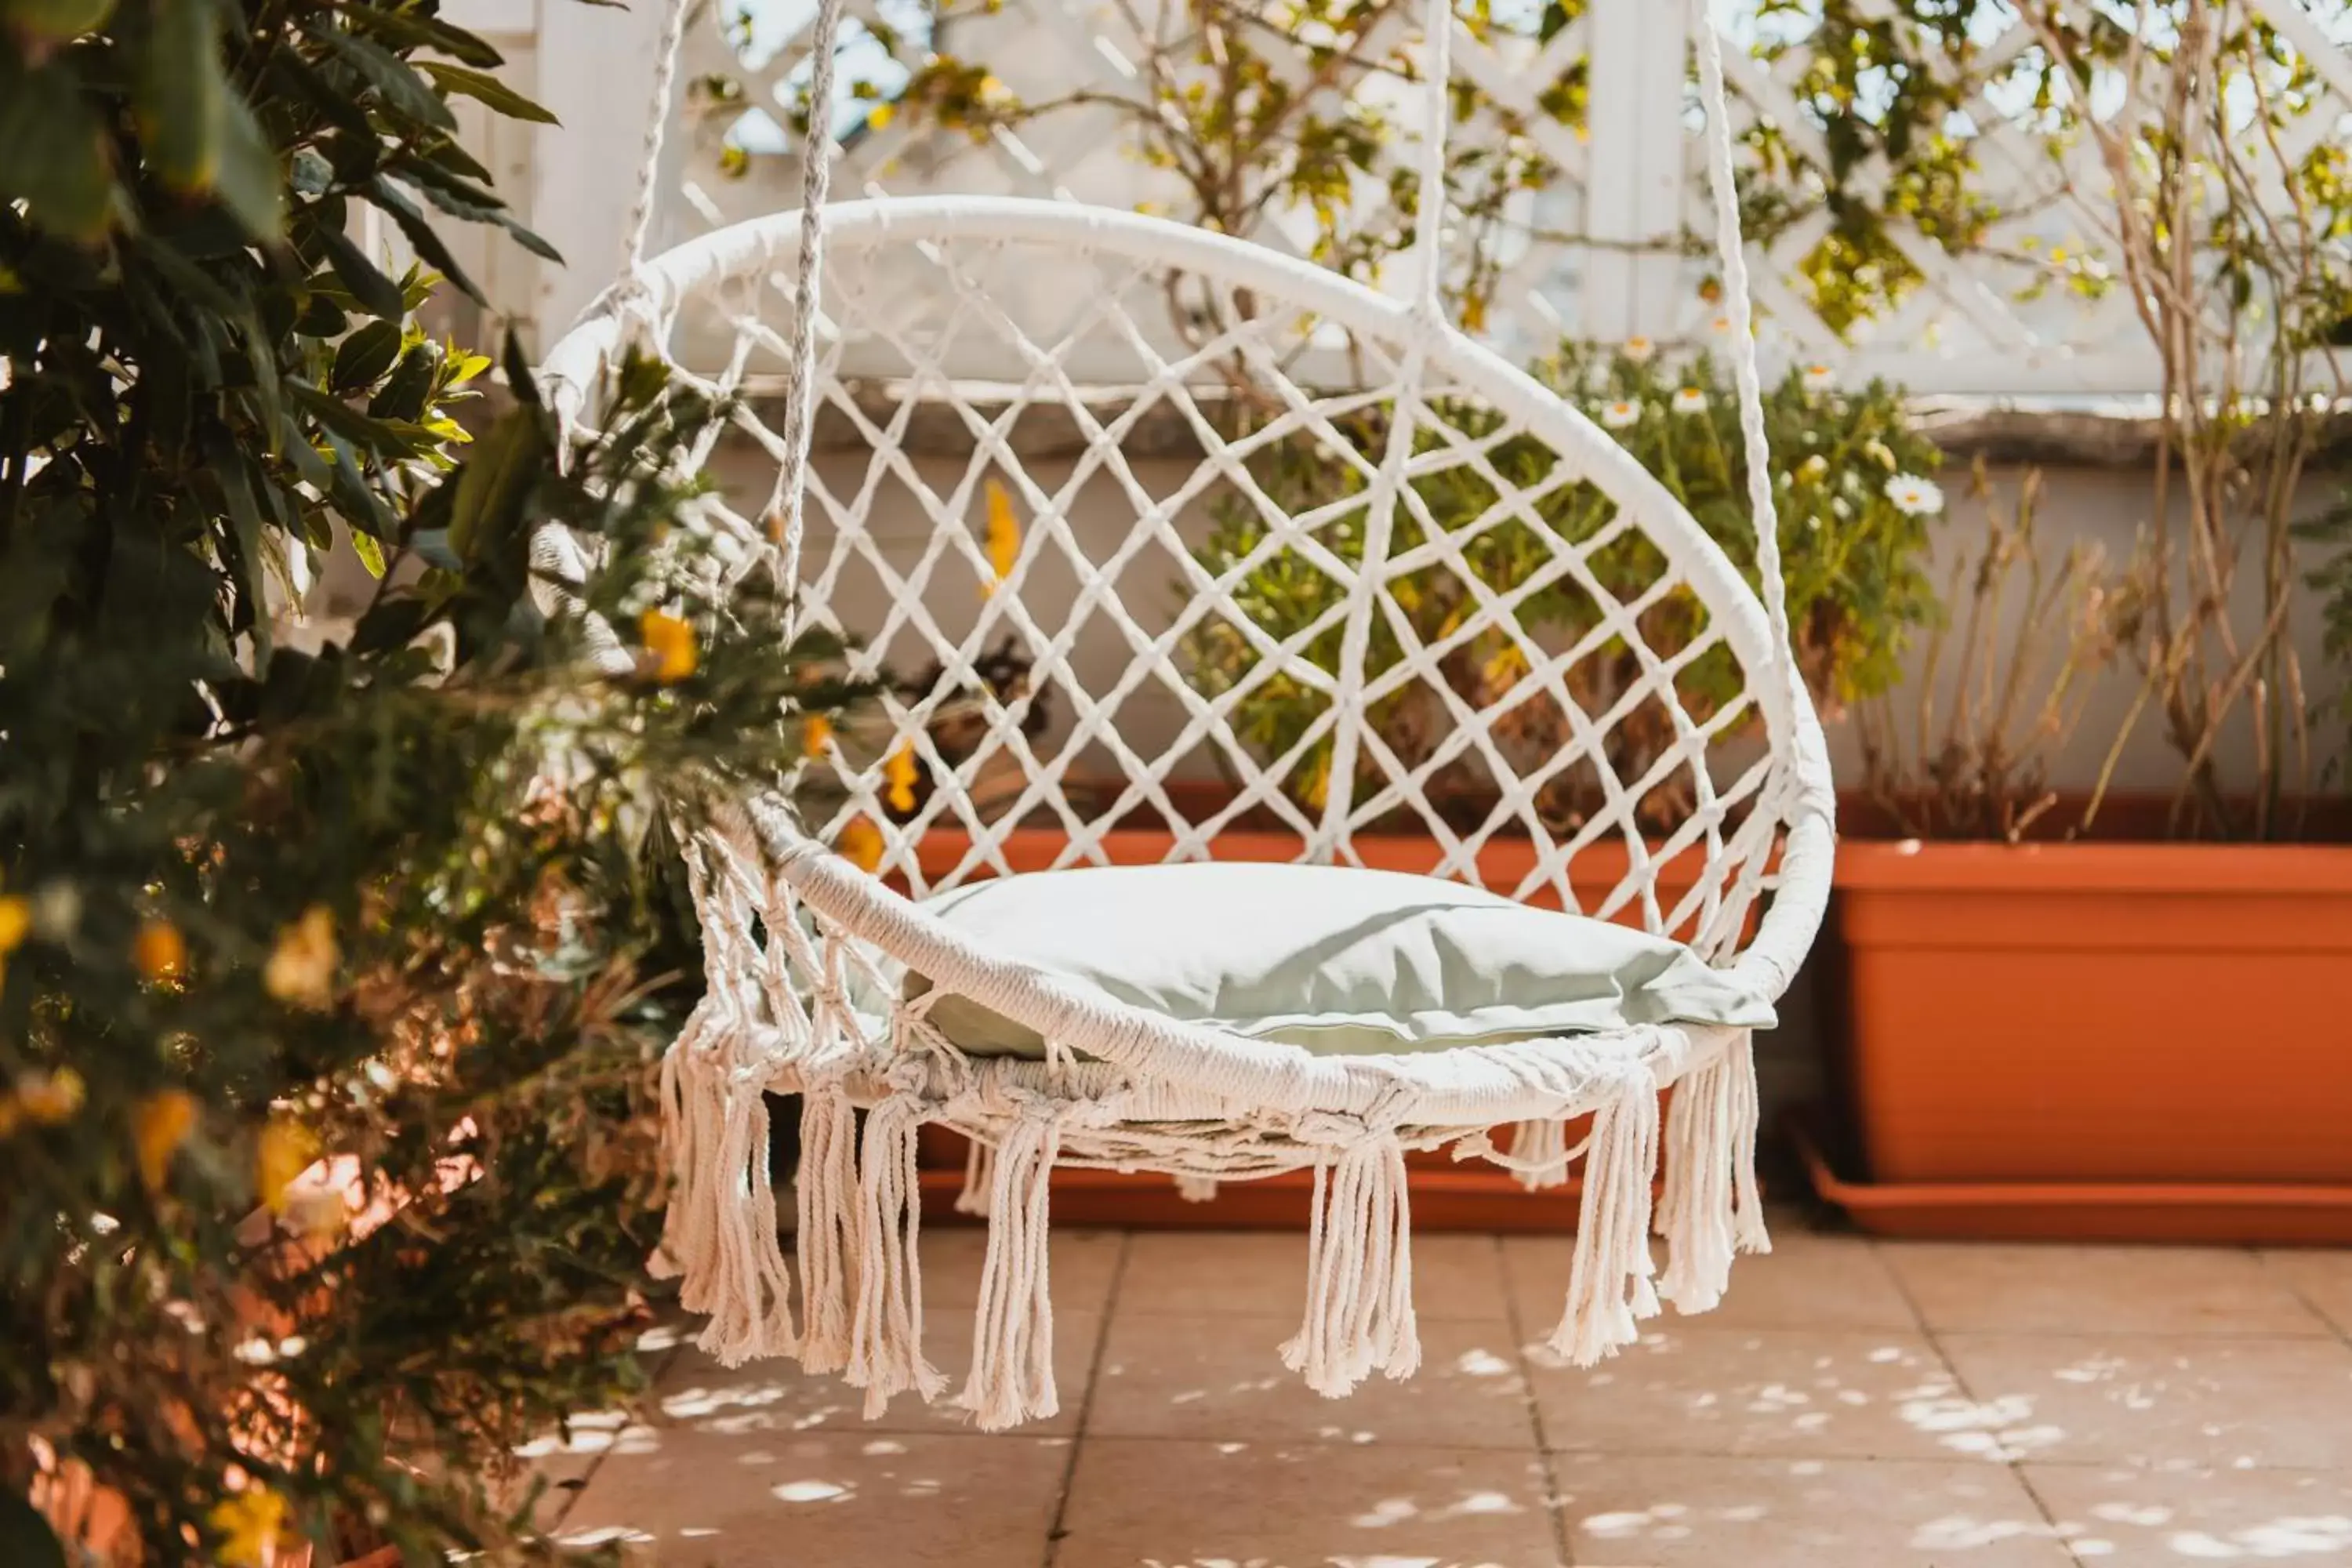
602,0 -> 1792,693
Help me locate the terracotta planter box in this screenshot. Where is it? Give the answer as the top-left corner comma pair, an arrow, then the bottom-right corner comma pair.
1824,839 -> 2352,1242
903,821 -> 1748,1229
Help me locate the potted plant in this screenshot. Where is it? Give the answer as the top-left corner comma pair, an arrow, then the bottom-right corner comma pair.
1803,4 -> 2352,1242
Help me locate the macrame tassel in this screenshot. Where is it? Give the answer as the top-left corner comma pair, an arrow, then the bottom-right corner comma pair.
954,1138 -> 995,1218
1550,1074 -> 1663,1367
1728,1031 -> 1773,1258
1504,1118 -> 1573,1191
846,1095 -> 948,1415
1174,1174 -> 1220,1204
961,1107 -> 1063,1431
1280,1131 -> 1420,1398
795,1083 -> 859,1374
1655,1044 -> 1738,1316
689,1084 -> 799,1366
648,1004 -> 717,1285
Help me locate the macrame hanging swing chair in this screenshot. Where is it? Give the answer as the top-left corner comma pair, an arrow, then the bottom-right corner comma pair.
541,0 -> 1835,1431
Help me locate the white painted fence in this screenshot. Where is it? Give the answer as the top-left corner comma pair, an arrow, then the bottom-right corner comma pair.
470,0 -> 2352,399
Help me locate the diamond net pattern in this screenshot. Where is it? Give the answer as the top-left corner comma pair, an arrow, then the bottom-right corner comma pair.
646,219 -> 1786,957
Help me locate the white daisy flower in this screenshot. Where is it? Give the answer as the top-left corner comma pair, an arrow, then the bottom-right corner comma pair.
1671,387 -> 1708,415
1801,363 -> 1836,392
1798,454 -> 1829,482
1886,474 -> 1945,516
1599,399 -> 1643,430
1621,336 -> 1656,365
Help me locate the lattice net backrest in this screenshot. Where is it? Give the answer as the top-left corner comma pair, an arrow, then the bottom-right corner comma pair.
618,204 -> 1791,956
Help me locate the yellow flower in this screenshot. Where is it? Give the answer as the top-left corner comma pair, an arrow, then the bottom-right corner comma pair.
866,100 -> 895,130
15,1066 -> 85,1126
135,919 -> 187,982
134,1090 -> 198,1191
1482,641 -> 1530,695
982,479 -> 1022,593
208,1484 -> 288,1567
1299,750 -> 1332,811
257,1117 -> 321,1215
884,742 -> 920,815
837,817 -> 884,873
0,892 -> 27,1002
0,895 -> 28,953
639,608 -> 699,683
263,906 -> 338,1010
802,714 -> 834,758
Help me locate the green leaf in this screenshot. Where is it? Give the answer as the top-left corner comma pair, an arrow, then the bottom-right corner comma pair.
285,378 -> 420,456
0,0 -> 114,40
140,0 -> 227,192
332,318 -> 404,391
418,60 -> 561,125
344,5 -> 505,67
362,176 -> 485,303
315,27 -> 458,132
448,409 -> 543,563
213,91 -> 287,240
318,227 -> 405,319
209,434 -> 273,655
350,528 -> 388,578
0,56 -> 113,241
394,165 -> 563,264
0,1492 -> 68,1568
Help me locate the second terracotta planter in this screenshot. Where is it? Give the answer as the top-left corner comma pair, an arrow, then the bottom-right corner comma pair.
1832,840 -> 2352,1208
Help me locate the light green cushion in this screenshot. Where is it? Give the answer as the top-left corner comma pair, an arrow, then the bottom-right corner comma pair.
906,862 -> 1773,1058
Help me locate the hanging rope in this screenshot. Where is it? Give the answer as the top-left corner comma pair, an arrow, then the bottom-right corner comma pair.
619,0 -> 700,301
772,0 -> 851,606
1693,2 -> 1793,680
1409,0 -> 1457,317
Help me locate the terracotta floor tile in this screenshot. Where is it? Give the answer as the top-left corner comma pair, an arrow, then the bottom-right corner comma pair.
1527,1327 -> 1991,1461
1881,1244 -> 2332,1337
1087,1312 -> 1539,1450
555,1427 -> 1066,1566
1502,1225 -> 1918,1335
1553,1454 -> 2078,1567
2259,1249 -> 2352,1340
1055,1437 -> 1563,1567
1123,1229 -> 1509,1321
2025,1462 -> 2352,1564
1937,1332 -> 2352,1468
906,1224 -> 1127,1317
657,1307 -> 1105,1438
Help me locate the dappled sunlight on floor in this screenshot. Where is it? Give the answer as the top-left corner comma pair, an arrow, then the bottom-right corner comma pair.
529,1218 -> 2352,1565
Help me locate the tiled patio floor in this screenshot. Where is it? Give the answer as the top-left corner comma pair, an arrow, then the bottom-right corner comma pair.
541,1212 -> 2352,1566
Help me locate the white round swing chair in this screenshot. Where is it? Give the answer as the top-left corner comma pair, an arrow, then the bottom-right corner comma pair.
541,0 -> 1835,1431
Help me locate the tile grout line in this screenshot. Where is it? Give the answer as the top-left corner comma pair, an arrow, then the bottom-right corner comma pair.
1040,1229 -> 1131,1568
1868,1236 -> 2089,1566
2260,1254 -> 2352,1354
1494,1232 -> 1580,1568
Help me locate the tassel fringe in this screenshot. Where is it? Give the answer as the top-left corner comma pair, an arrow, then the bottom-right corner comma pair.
847,1094 -> 948,1414
1550,1072 -> 1663,1367
1174,1174 -> 1220,1203
961,1107 -> 1064,1431
688,1083 -> 799,1365
1280,1130 -> 1420,1398
795,1084 -> 859,1374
